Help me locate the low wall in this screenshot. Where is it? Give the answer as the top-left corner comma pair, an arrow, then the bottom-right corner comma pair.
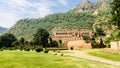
110,40 -> 120,49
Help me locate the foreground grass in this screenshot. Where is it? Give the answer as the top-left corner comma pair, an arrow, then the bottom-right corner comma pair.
0,50 -> 119,68
88,49 -> 120,62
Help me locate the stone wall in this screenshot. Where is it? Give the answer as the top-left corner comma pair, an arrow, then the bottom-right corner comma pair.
67,40 -> 92,50
110,40 -> 120,49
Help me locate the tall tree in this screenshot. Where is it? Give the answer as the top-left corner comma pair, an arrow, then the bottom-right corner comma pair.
33,28 -> 49,47
111,0 -> 120,29
0,33 -> 17,48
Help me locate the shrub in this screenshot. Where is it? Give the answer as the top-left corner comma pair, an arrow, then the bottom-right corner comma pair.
35,48 -> 43,52
43,48 -> 49,53
0,49 -> 3,51
24,48 -> 30,51
91,42 -> 99,48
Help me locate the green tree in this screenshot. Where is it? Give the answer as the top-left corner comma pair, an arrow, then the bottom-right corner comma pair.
82,35 -> 91,43
33,28 -> 50,47
19,37 -> 25,45
49,38 -> 58,47
12,40 -> 20,47
0,33 -> 17,48
111,0 -> 120,29
95,28 -> 105,36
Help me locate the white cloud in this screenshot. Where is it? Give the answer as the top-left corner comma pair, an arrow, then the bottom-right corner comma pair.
0,0 -> 68,28
0,11 -> 18,28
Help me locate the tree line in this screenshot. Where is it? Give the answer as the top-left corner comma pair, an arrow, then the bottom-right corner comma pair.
0,28 -> 60,50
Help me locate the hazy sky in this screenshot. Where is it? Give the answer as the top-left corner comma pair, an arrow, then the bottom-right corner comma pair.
0,0 -> 98,28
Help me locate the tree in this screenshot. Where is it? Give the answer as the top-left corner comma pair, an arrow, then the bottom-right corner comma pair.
19,37 -> 25,45
0,33 -> 17,48
111,0 -> 120,29
82,35 -> 91,43
49,38 -> 58,47
33,28 -> 50,47
95,28 -> 105,36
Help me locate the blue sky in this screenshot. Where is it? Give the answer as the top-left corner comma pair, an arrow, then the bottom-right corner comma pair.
0,0 -> 99,28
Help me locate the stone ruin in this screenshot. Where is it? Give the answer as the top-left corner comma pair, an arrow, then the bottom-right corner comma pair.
110,40 -> 120,49
52,29 -> 94,49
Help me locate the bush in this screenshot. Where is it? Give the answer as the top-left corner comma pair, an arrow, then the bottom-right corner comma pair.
105,37 -> 115,45
0,49 -> 3,51
91,42 -> 99,48
43,48 -> 49,53
35,48 -> 43,52
24,48 -> 30,51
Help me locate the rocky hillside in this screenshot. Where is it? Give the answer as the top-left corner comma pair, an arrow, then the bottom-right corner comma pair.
6,0 -> 112,41
75,0 -> 92,13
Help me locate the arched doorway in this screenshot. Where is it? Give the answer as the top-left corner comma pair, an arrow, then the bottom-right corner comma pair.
70,47 -> 74,50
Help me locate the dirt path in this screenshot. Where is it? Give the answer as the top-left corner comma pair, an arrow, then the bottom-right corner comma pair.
63,51 -> 120,66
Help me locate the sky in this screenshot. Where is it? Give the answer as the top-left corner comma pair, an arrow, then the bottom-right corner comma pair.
0,0 -> 98,28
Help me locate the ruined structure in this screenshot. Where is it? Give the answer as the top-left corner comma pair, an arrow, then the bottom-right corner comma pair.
67,40 -> 92,50
110,40 -> 120,49
52,29 -> 94,49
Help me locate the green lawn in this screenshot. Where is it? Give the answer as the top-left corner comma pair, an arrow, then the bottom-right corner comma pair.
0,50 -> 119,68
88,49 -> 120,62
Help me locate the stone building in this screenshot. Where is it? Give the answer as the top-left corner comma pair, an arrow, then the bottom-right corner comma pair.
110,40 -> 120,49
52,29 -> 94,49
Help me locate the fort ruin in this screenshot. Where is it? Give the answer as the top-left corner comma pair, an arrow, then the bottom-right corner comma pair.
52,29 -> 94,49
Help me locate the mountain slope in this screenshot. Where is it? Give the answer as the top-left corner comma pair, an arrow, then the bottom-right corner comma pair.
8,11 -> 95,41
75,0 -> 92,13
6,0 -> 112,41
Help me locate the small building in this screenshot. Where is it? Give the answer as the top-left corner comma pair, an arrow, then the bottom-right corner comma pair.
110,40 -> 120,49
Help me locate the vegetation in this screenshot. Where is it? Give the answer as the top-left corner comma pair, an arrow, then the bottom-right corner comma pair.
0,33 -> 17,48
35,48 -> 43,52
95,28 -> 105,36
2,0 -> 114,41
0,50 -> 119,68
6,11 -> 95,41
111,0 -> 120,29
43,48 -> 49,53
105,29 -> 120,45
33,28 -> 50,47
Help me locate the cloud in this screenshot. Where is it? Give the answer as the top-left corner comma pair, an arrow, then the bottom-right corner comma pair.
0,0 -> 68,28
0,11 -> 18,28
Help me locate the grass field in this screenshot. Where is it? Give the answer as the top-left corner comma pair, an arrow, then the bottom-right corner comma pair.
88,49 -> 120,62
0,50 -> 119,68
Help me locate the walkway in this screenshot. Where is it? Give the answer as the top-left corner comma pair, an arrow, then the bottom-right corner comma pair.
63,51 -> 120,66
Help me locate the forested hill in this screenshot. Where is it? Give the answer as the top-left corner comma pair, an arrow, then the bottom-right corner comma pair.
6,0 -> 111,41
8,11 -> 95,40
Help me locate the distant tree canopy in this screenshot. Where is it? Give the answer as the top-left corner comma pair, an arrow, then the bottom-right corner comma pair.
111,0 -> 120,29
33,28 -> 50,47
0,33 -> 17,48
